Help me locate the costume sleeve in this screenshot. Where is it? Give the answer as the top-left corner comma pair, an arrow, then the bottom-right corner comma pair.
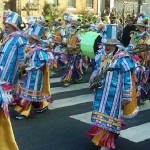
126,32 -> 136,51
34,50 -> 48,68
16,36 -> 27,66
90,51 -> 103,80
120,57 -> 136,104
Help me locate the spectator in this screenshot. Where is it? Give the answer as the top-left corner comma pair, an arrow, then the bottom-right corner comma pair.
121,17 -> 136,47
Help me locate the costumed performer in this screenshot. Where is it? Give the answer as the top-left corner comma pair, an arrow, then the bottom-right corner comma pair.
127,13 -> 150,103
87,38 -> 138,150
15,23 -> 52,119
0,10 -> 26,150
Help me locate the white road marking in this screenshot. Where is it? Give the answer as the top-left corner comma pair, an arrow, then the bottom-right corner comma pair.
51,83 -> 89,94
70,101 -> 150,124
120,122 -> 150,142
70,101 -> 150,143
48,94 -> 93,110
139,100 -> 150,111
70,112 -> 92,124
51,77 -> 61,83
50,76 -> 150,143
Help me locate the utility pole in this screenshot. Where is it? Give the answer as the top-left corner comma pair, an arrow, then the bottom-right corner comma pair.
122,1 -> 125,27
16,0 -> 21,15
138,0 -> 142,13
97,0 -> 101,16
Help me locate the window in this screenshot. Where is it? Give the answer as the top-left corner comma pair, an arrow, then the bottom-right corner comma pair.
105,0 -> 110,8
86,0 -> 93,8
53,0 -> 59,6
68,0 -> 76,8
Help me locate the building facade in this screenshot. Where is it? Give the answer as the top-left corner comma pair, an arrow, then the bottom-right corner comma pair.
3,0 -> 108,18
141,0 -> 150,16
2,0 -> 150,19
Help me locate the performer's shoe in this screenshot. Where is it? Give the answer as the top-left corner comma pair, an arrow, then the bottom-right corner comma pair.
15,115 -> 27,120
63,82 -> 70,87
36,106 -> 48,113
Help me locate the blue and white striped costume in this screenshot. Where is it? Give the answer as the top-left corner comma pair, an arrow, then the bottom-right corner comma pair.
0,31 -> 27,85
20,45 -> 50,102
91,50 -> 136,134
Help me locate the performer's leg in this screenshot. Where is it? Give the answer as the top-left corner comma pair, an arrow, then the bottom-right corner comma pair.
15,99 -> 32,119
0,108 -> 19,150
61,54 -> 73,87
87,126 -> 116,150
35,100 -> 49,113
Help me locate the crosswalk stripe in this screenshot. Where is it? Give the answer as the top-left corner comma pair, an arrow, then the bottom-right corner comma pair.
48,94 -> 93,110
70,101 -> 150,143
138,100 -> 150,111
70,112 -> 92,124
49,75 -> 150,143
70,101 -> 150,124
51,77 -> 61,83
50,76 -> 150,112
120,122 -> 150,142
51,83 -> 89,94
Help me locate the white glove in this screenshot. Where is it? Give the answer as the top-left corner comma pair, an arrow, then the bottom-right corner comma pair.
26,66 -> 36,71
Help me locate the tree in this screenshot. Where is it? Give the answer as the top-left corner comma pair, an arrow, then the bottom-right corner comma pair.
42,2 -> 65,27
77,10 -> 98,24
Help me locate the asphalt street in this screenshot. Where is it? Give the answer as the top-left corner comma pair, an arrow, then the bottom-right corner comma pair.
9,68 -> 150,150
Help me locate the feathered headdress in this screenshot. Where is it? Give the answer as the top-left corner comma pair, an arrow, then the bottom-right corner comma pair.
134,13 -> 149,28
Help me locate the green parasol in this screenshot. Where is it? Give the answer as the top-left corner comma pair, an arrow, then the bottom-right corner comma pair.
80,31 -> 99,59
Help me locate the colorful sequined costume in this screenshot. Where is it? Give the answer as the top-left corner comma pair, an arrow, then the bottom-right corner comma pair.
52,26 -> 68,71
0,31 -> 26,85
129,31 -> 150,102
0,83 -> 19,150
61,26 -> 83,86
0,10 -> 27,149
87,49 -> 138,149
15,44 -> 51,117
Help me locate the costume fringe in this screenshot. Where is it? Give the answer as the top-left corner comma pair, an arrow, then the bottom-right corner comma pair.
87,126 -> 116,149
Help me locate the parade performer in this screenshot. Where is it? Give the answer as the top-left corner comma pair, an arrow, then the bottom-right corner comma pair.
128,14 -> 150,58
0,11 -> 27,105
22,16 -> 36,39
15,23 -> 52,119
87,39 -> 138,150
61,13 -> 72,46
61,20 -> 82,86
63,13 -> 72,28
133,56 -> 147,105
0,81 -> 19,150
127,13 -> 150,102
79,21 -> 95,73
52,19 -> 68,71
0,10 -> 26,150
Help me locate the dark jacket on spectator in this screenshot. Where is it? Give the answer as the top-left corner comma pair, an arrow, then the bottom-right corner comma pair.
121,25 -> 136,47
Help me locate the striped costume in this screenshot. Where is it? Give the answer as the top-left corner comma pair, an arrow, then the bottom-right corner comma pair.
0,32 -> 24,149
0,31 -> 27,85
88,49 -> 137,149
20,45 -> 51,102
129,31 -> 150,102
